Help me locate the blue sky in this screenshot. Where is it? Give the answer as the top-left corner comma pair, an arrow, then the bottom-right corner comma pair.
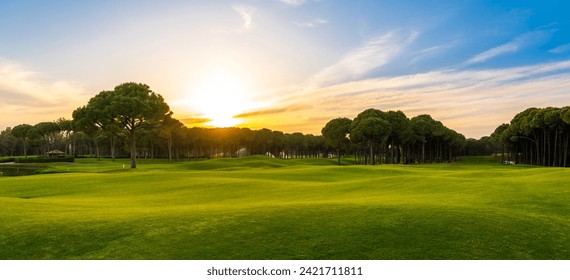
1,0 -> 570,137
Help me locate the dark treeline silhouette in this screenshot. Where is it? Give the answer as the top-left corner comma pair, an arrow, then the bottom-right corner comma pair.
2,83 -> 568,168
0,123 -> 325,161
0,83 -> 325,166
322,108 -> 466,165
492,107 -> 570,167
0,85 -> 465,167
463,137 -> 497,156
459,106 -> 570,167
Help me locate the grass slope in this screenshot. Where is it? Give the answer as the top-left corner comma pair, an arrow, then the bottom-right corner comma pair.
0,156 -> 569,259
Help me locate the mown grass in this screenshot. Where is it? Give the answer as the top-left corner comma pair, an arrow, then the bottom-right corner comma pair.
0,156 -> 569,259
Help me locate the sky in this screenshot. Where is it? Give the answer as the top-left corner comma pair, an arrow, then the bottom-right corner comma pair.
1,0 -> 570,138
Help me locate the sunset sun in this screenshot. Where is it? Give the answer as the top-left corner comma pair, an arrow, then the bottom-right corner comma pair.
190,67 -> 254,127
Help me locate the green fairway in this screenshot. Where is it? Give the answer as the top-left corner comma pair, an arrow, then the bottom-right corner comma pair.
0,156 -> 569,259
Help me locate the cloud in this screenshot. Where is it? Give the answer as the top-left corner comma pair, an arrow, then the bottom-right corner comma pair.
0,58 -> 88,130
549,43 -> 570,54
409,41 -> 459,65
302,60 -> 570,103
280,0 -> 306,6
262,59 -> 570,138
233,5 -> 255,31
307,30 -> 419,87
179,117 -> 212,126
466,42 -> 519,65
294,18 -> 328,28
233,105 -> 310,118
466,30 -> 553,65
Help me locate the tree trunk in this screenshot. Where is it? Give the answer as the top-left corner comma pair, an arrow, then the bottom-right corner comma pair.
531,131 -> 538,165
390,140 -> 394,164
501,144 -> 505,164
564,133 -> 570,167
23,139 -> 28,158
111,135 -> 116,162
95,142 -> 100,161
515,143 -> 534,164
130,132 -> 137,168
422,141 -> 426,163
168,136 -> 173,161
553,131 -> 558,167
176,146 -> 180,161
72,133 -> 76,157
369,143 -> 374,165
337,149 -> 341,165
542,129 -> 546,166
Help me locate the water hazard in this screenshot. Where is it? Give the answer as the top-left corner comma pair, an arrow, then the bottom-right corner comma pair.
0,164 -> 46,177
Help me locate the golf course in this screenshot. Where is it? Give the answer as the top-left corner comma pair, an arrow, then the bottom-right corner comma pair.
1,156 -> 568,260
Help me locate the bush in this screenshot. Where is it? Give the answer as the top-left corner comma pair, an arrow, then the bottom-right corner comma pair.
0,157 -> 16,163
16,157 -> 75,163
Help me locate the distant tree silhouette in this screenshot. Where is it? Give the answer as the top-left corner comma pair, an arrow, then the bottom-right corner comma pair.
322,118 -> 351,165
490,106 -> 570,167
11,124 -> 33,158
72,83 -> 171,168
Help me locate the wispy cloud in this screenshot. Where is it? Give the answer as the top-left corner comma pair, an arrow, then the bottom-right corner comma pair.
0,58 -> 88,129
549,43 -> 570,54
245,59 -> 570,138
233,5 -> 255,31
307,30 -> 419,88
409,41 -> 459,65
280,0 -> 306,6
466,30 -> 553,65
179,117 -> 212,126
466,42 -> 519,65
294,18 -> 328,28
233,104 -> 310,118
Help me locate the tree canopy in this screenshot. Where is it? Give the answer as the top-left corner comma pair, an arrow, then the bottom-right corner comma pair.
488,106 -> 570,167
1,83 -> 567,170
321,109 -> 465,165
72,83 -> 171,168
322,118 -> 352,165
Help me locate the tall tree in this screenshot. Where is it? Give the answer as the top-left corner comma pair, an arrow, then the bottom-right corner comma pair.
322,117 -> 352,165
350,114 -> 391,165
410,115 -> 434,163
0,128 -> 17,157
489,106 -> 570,167
111,83 -> 171,168
491,123 -> 510,163
33,122 -> 61,155
74,83 -> 171,168
159,114 -> 184,161
559,107 -> 570,167
11,124 -> 33,157
57,118 -> 74,155
385,110 -> 411,164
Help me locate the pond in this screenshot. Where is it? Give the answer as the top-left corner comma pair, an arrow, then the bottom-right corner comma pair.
0,164 -> 47,177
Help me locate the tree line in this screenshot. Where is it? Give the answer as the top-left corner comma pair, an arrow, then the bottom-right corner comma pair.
489,107 -> 570,167
438,106 -> 570,167
0,83 -> 327,167
322,109 -> 466,165
1,82 -> 567,168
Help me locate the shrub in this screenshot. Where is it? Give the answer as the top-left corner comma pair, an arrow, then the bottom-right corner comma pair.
16,157 -> 75,163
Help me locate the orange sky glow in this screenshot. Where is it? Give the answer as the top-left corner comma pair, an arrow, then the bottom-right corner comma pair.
2,1 -> 570,138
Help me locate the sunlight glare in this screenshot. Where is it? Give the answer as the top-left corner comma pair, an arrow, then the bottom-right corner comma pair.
190,66 -> 254,127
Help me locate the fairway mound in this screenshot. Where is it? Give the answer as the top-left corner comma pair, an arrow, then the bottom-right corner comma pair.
181,156 -> 339,170
183,156 -> 288,170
